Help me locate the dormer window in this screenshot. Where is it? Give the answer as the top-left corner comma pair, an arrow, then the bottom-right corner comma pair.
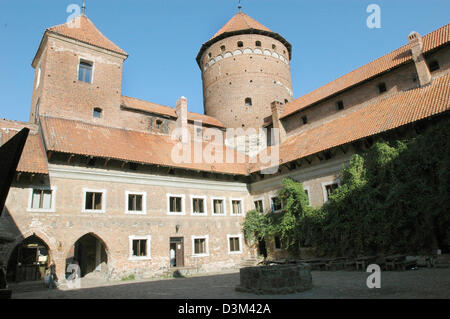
378,82 -> 387,94
428,60 -> 440,72
245,98 -> 252,107
237,41 -> 244,48
93,108 -> 103,118
336,101 -> 344,111
78,60 -> 93,83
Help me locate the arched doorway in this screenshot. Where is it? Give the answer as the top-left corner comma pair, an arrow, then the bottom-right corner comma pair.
7,235 -> 50,283
66,234 -> 108,278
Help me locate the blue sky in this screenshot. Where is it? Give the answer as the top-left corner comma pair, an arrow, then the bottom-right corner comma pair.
0,0 -> 449,122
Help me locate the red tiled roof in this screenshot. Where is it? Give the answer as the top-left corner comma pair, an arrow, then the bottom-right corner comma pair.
121,96 -> 225,128
211,12 -> 272,40
281,23 -> 450,119
47,15 -> 127,56
0,121 -> 48,175
251,73 -> 450,173
197,12 -> 292,66
40,116 -> 248,175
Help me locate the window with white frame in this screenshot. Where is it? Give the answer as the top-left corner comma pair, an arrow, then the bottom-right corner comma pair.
211,197 -> 226,216
303,186 -> 311,206
230,198 -> 244,216
271,196 -> 283,213
125,191 -> 146,215
28,187 -> 56,212
227,234 -> 242,254
82,189 -> 106,213
191,196 -> 207,216
322,181 -> 340,203
167,194 -> 185,215
129,235 -> 151,260
254,198 -> 264,213
192,236 -> 209,257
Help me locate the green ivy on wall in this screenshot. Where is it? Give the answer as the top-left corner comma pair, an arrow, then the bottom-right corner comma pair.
244,116 -> 450,257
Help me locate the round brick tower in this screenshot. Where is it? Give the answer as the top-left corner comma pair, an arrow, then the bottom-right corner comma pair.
197,11 -> 293,129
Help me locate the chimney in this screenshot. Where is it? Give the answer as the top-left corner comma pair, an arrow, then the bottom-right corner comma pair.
408,31 -> 432,87
176,96 -> 189,144
271,100 -> 286,145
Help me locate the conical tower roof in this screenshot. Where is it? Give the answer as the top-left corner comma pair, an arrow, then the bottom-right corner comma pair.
196,11 -> 291,67
210,12 -> 272,40
46,15 -> 127,56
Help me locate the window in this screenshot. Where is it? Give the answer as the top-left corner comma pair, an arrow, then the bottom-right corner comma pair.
336,101 -> 344,111
302,116 -> 308,125
237,41 -> 244,48
284,99 -> 289,104
167,194 -> 185,215
212,197 -> 226,216
303,186 -> 311,206
155,120 -> 163,130
230,199 -> 243,216
133,239 -> 147,257
322,182 -> 339,203
126,192 -> 146,215
93,108 -> 103,118
78,60 -> 93,83
254,200 -> 264,213
129,235 -> 151,260
255,41 -> 261,47
245,98 -> 252,107
271,196 -> 282,213
428,60 -> 440,72
272,44 -> 277,50
228,235 -> 242,254
191,196 -> 207,216
192,236 -> 209,257
220,45 -> 226,51
28,187 -> 56,212
36,65 -> 41,89
83,190 -> 105,212
378,82 -> 387,94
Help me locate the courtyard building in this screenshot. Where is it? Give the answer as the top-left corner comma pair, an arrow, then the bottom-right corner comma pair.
0,9 -> 449,283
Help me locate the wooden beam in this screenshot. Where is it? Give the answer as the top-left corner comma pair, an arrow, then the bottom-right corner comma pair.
16,172 -> 21,182
104,158 -> 111,168
47,151 -> 53,161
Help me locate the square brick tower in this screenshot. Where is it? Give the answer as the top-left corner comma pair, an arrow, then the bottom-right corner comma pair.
30,14 -> 128,125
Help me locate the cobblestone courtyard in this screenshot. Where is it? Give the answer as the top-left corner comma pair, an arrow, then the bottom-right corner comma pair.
10,268 -> 450,299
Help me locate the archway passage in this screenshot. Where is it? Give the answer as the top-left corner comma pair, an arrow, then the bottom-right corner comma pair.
67,234 -> 108,278
7,235 -> 50,283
